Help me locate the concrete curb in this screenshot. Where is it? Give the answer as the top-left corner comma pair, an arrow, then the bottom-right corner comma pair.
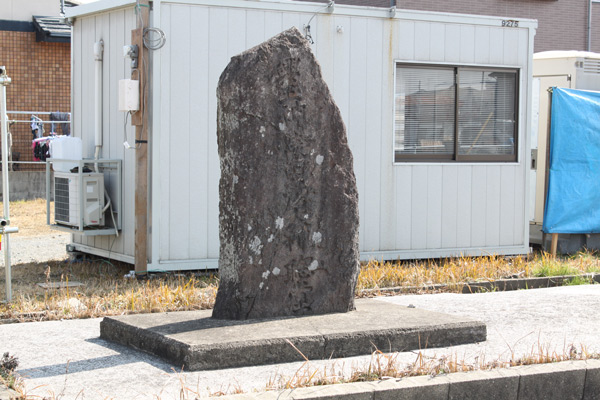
360,273 -> 600,295
218,359 -> 600,400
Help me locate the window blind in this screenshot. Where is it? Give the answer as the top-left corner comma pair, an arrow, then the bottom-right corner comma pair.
457,70 -> 517,156
395,66 -> 455,157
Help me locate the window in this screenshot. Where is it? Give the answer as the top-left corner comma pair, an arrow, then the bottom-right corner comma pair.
394,64 -> 518,162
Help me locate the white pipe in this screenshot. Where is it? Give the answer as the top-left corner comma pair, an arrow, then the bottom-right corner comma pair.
589,0 -> 592,51
0,67 -> 12,302
94,40 -> 104,166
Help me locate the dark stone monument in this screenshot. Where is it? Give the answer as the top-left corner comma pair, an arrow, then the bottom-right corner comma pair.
212,27 -> 360,320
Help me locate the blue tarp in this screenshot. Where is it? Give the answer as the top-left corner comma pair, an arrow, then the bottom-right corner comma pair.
543,87 -> 600,233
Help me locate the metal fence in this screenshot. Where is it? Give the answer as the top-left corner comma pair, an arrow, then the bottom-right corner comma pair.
2,111 -> 71,171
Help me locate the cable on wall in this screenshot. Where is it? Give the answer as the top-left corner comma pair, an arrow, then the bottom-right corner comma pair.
143,27 -> 166,50
303,1 -> 335,44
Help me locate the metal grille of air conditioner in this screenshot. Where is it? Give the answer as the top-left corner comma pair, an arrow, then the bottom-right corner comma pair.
54,177 -> 70,223
583,58 -> 600,74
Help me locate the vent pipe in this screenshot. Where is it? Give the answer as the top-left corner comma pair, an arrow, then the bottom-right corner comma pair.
390,0 -> 397,18
94,40 -> 104,166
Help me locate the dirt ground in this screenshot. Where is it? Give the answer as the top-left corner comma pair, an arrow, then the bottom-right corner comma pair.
0,199 -> 128,305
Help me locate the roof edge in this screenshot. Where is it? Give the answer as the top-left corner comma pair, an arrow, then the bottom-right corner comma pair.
65,0 -> 136,18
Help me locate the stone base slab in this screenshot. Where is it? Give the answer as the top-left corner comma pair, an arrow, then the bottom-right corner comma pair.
100,299 -> 486,371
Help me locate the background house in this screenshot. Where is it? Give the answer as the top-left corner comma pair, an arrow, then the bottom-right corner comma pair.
0,0 -> 74,172
297,0 -> 600,53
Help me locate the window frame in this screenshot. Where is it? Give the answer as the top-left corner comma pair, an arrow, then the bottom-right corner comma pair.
393,62 -> 520,164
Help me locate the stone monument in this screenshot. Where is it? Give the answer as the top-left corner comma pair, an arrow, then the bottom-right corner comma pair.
212,27 -> 359,320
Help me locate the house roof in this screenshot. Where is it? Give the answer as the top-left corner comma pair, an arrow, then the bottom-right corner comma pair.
32,16 -> 71,43
534,51 -> 600,60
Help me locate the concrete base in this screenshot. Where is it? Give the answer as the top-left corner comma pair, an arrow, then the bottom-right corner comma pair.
100,299 -> 486,371
530,223 -> 600,253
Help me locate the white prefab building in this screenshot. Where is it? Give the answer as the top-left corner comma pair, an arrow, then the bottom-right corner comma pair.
64,0 -> 536,271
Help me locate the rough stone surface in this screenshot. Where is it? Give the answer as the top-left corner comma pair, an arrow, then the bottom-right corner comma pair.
213,27 -> 359,319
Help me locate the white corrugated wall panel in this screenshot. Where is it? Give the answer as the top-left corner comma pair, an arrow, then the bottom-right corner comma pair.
348,17 -> 371,250
441,166 -> 458,249
168,5 -> 192,261
489,27 -> 505,65
148,5 -> 533,266
414,22 -> 430,61
158,4 -> 172,261
379,19 -> 396,252
71,2 -> 532,268
410,166 -> 428,250
459,25 -> 476,64
456,166 -> 473,248
474,25 -> 491,65
470,167 -> 487,248
71,8 -> 136,258
485,166 -> 501,247
426,165 -> 443,249
394,168 -> 411,250
500,166 -> 516,246
206,7 -> 229,259
188,5 -> 210,260
364,18 -> 385,252
444,24 -> 460,63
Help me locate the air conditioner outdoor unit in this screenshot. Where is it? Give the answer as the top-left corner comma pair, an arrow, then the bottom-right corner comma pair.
54,171 -> 105,227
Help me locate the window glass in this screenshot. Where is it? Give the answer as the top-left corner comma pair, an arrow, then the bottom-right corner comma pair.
395,67 -> 455,157
457,70 -> 517,156
394,64 -> 518,162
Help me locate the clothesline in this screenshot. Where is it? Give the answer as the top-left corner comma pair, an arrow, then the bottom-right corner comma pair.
8,119 -> 71,124
7,111 -> 56,115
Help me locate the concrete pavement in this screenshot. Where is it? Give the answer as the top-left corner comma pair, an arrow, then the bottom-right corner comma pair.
2,284 -> 599,399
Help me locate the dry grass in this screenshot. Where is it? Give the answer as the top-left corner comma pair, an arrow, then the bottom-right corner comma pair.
2,250 -> 599,323
357,252 -> 600,294
141,342 -> 599,398
1,199 -> 599,323
259,343 -> 600,394
8,198 -> 59,238
0,260 -> 218,322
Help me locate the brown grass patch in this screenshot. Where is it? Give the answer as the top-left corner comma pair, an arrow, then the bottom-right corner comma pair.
357,252 -> 600,294
0,260 -> 218,322
7,198 -> 62,238
1,200 -> 599,323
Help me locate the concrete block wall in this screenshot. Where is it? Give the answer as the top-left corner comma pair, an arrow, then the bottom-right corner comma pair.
0,171 -> 49,201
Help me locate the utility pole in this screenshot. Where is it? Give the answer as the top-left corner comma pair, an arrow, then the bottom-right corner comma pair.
132,0 -> 149,274
1,67 -> 19,302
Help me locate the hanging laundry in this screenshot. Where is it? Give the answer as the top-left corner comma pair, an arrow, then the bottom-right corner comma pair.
30,115 -> 43,139
32,136 -> 54,161
50,112 -> 71,136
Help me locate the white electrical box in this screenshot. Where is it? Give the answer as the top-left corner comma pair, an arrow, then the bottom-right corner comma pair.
118,79 -> 140,111
54,171 -> 105,227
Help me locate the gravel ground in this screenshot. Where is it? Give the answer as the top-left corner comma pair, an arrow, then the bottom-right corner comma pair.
2,285 -> 599,399
0,232 -> 70,266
